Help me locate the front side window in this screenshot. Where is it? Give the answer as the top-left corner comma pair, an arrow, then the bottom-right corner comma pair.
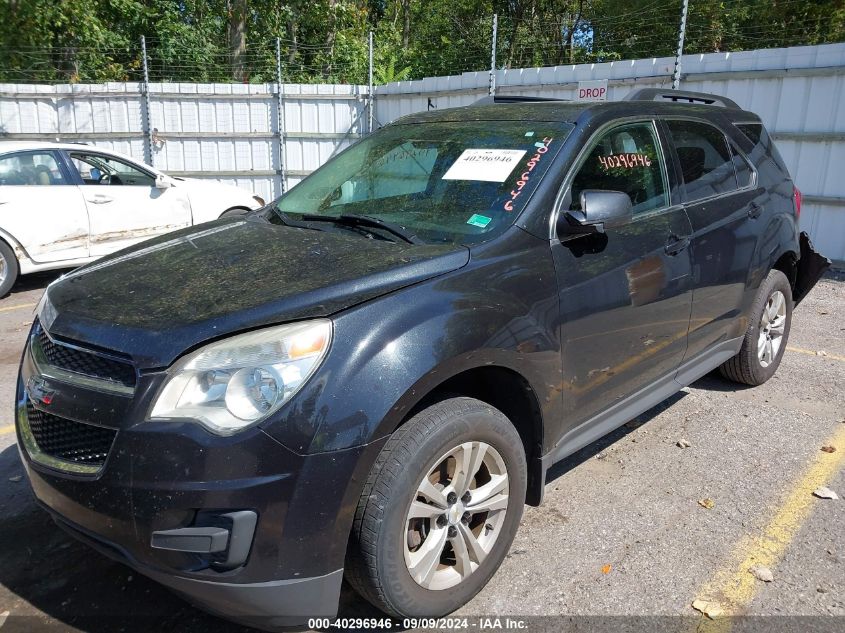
569,121 -> 668,215
70,153 -> 156,187
666,120 -> 737,200
0,152 -> 66,186
274,120 -> 573,244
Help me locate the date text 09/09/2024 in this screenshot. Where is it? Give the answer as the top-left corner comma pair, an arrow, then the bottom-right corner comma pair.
308,617 -> 529,630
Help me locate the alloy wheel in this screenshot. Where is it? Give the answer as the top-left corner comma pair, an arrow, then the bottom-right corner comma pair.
403,441 -> 509,590
758,289 -> 786,368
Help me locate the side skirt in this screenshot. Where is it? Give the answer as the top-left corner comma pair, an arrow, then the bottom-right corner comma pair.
535,336 -> 743,502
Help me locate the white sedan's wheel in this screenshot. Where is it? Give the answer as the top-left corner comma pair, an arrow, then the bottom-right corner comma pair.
0,240 -> 19,297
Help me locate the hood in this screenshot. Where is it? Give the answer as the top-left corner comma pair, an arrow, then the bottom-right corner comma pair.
43,218 -> 468,368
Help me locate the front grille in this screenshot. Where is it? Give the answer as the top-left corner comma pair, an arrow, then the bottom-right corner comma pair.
35,323 -> 136,388
26,403 -> 116,466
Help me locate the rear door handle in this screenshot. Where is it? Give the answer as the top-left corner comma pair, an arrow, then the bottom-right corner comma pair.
748,201 -> 762,219
86,194 -> 114,204
664,235 -> 690,256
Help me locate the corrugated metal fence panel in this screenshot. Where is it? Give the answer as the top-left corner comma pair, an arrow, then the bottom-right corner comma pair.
0,81 -> 367,205
375,43 -> 845,261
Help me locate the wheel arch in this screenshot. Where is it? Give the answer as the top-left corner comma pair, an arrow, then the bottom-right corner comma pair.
771,248 -> 799,299
0,227 -> 27,261
219,205 -> 253,219
385,362 -> 546,507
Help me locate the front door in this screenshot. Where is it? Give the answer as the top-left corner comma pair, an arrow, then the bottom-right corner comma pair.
0,150 -> 89,263
551,120 -> 693,443
67,151 -> 191,256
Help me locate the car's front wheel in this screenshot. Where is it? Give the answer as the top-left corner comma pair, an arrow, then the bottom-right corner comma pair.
720,268 -> 793,386
346,397 -> 527,617
0,240 -> 20,298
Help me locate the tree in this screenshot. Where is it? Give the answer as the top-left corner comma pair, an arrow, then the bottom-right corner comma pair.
1,0 -> 843,84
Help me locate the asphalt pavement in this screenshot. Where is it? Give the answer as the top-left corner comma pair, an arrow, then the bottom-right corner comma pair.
0,269 -> 843,632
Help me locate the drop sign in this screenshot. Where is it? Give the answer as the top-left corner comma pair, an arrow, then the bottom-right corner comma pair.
577,79 -> 608,101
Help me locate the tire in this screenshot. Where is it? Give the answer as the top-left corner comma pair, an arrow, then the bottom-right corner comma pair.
719,269 -> 793,386
346,397 -> 527,617
0,240 -> 20,298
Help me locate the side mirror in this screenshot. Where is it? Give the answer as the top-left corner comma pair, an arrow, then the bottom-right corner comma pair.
559,190 -> 633,235
155,174 -> 172,190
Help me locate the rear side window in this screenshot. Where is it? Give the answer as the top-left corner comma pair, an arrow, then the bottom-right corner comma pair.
570,121 -> 668,215
666,120 -> 737,201
736,122 -> 789,174
0,152 -> 67,186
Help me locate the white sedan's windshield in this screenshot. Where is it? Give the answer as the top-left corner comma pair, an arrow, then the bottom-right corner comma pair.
273,120 -> 573,243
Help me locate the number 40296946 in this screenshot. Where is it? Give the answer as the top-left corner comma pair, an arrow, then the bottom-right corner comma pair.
599,153 -> 652,170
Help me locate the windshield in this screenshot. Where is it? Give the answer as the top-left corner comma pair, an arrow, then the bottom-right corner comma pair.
271,120 -> 573,244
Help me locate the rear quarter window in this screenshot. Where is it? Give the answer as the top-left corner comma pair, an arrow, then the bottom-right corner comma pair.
735,122 -> 789,175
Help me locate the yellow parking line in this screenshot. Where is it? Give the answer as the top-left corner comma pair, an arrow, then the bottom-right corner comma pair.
0,302 -> 35,314
0,424 -> 15,436
787,346 -> 845,363
693,423 -> 845,627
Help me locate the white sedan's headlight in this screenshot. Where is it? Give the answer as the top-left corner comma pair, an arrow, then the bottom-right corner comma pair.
149,320 -> 332,435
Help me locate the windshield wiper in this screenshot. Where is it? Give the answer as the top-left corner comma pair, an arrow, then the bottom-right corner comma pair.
266,207 -> 324,231
299,213 -> 423,244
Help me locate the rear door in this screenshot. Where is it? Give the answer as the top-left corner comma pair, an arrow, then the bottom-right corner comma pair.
66,150 -> 191,256
551,119 -> 693,436
663,118 -> 759,361
0,150 -> 89,262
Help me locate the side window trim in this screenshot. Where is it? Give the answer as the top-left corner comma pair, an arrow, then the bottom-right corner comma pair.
662,115 -> 757,205
551,117 -> 672,236
729,142 -> 758,190
0,149 -> 73,186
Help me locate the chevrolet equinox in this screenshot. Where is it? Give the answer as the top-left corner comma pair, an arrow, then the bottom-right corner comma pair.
16,89 -> 830,628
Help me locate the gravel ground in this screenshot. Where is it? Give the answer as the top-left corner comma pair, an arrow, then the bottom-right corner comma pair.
0,269 -> 842,633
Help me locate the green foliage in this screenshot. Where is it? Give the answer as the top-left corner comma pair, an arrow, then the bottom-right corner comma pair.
0,0 -> 843,84
374,54 -> 412,84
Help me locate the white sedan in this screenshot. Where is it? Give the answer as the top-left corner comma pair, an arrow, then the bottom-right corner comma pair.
0,141 -> 264,296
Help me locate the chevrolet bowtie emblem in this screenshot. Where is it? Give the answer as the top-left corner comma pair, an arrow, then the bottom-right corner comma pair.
26,376 -> 55,406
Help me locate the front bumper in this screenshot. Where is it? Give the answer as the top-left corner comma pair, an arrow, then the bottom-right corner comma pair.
47,507 -> 343,628
15,334 -> 381,627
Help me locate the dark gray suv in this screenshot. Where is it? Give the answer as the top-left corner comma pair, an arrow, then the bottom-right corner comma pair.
16,89 -> 829,628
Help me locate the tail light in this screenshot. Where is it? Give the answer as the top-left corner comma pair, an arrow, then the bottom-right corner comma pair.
793,186 -> 802,219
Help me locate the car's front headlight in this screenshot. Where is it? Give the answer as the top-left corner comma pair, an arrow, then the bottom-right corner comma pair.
149,320 -> 332,435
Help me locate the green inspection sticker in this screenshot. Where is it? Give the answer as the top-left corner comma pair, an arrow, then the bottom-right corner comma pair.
466,213 -> 492,228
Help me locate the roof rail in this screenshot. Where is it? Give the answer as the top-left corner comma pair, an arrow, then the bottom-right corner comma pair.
473,95 -> 570,106
624,88 -> 740,109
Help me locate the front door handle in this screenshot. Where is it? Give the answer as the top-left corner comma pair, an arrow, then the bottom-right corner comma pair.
748,201 -> 762,219
86,195 -> 114,204
664,235 -> 690,256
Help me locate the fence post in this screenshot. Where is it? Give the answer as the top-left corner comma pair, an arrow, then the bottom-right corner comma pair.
275,37 -> 287,195
489,14 -> 498,96
140,36 -> 153,166
672,0 -> 690,89
368,30 -> 374,134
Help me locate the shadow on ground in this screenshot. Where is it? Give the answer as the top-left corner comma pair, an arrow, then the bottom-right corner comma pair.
4,269 -> 70,301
